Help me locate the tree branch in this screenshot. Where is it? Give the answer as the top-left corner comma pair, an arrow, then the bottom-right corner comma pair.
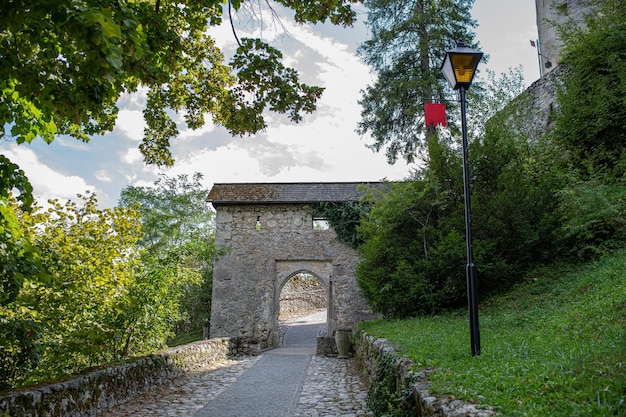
228,0 -> 242,47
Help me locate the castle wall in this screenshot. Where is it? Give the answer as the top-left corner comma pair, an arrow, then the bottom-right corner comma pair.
535,0 -> 596,74
209,203 -> 377,349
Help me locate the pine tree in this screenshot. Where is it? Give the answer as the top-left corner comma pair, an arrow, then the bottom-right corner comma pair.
357,0 -> 479,164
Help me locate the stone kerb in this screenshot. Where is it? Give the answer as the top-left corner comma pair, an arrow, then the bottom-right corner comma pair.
0,337 -> 258,417
354,333 -> 497,417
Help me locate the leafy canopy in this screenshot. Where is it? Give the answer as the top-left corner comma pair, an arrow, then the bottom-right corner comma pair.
0,155 -> 47,307
3,192 -> 196,386
119,173 -> 221,338
1,0 -> 362,166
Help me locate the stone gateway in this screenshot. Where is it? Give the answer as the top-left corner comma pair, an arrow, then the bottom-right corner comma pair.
207,182 -> 380,349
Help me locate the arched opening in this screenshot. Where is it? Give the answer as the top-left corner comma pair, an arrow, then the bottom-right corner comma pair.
278,271 -> 327,347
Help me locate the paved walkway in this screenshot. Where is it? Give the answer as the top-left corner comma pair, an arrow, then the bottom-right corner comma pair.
99,311 -> 371,416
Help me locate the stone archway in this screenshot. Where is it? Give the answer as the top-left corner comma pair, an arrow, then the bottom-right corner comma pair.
274,264 -> 331,347
278,271 -> 326,320
207,182 -> 381,349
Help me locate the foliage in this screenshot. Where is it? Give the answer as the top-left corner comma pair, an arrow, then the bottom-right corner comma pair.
355,69 -> 536,317
470,83 -> 566,288
357,0 -> 479,164
0,310 -> 41,391
3,192 -> 193,385
0,0 -> 362,166
557,178 -> 626,259
365,350 -> 417,417
0,155 -> 48,389
356,178 -> 467,317
358,248 -> 626,416
311,200 -> 372,248
548,0 -> 626,258
0,155 -> 48,306
554,0 -> 626,179
119,173 -> 220,339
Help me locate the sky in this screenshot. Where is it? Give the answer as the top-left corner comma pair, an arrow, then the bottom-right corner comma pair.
1,0 -> 541,209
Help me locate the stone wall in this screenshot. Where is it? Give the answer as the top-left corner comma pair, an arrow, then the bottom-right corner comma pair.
535,0 -> 595,73
279,274 -> 326,318
0,337 -> 258,417
524,64 -> 562,142
497,64 -> 562,145
210,203 -> 377,348
354,333 -> 497,417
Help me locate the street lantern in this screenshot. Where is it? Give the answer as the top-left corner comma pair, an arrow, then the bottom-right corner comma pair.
441,40 -> 483,356
441,41 -> 483,90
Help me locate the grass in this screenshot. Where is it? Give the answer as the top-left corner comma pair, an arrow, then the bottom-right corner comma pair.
167,329 -> 204,347
358,248 -> 626,416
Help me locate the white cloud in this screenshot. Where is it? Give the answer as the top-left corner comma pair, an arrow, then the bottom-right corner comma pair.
2,144 -> 97,204
116,88 -> 148,111
115,109 -> 145,142
56,136 -> 91,151
122,147 -> 143,165
95,169 -> 112,183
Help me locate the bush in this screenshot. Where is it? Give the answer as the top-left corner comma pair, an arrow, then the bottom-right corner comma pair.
557,179 -> 626,258
554,0 -> 626,180
0,316 -> 40,390
356,180 -> 468,317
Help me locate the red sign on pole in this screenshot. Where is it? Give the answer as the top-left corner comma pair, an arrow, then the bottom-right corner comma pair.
425,103 -> 447,127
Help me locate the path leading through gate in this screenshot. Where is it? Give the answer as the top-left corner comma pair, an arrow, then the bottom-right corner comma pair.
99,311 -> 371,417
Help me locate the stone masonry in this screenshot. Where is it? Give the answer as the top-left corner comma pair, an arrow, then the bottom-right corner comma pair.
279,274 -> 326,318
208,183 -> 380,349
535,0 -> 596,74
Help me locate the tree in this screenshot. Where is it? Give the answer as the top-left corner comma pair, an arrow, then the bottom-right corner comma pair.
549,0 -> 626,257
355,69 -> 550,317
0,155 -> 47,306
0,156 -> 50,389
553,0 -> 626,180
119,173 -> 220,340
357,0 -> 479,164
356,178 -> 467,317
1,0 -> 362,166
5,192 -> 194,385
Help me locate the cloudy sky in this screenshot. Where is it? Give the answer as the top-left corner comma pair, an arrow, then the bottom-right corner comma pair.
1,0 -> 541,208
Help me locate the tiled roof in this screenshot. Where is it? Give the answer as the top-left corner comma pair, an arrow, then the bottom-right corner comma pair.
207,182 -> 384,206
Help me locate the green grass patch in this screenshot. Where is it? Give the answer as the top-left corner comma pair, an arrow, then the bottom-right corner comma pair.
167,329 -> 204,347
358,248 -> 626,416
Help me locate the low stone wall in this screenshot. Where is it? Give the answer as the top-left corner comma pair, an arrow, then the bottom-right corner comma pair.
354,333 -> 497,417
279,289 -> 326,317
0,337 -> 259,417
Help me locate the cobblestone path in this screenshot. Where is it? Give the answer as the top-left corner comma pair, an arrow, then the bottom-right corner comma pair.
98,312 -> 371,416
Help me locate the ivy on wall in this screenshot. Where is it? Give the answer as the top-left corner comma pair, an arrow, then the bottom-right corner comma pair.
310,201 -> 372,248
366,350 -> 417,417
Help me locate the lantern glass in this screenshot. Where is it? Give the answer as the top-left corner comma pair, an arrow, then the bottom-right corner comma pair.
441,42 -> 483,90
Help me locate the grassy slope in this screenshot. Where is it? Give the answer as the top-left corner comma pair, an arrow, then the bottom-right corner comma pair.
358,248 -> 626,416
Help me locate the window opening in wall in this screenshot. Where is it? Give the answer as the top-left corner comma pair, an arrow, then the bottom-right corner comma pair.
256,215 -> 261,230
313,217 -> 330,230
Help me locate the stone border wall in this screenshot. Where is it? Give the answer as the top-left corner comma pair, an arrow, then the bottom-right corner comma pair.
279,275 -> 326,318
354,333 -> 497,417
0,337 -> 259,417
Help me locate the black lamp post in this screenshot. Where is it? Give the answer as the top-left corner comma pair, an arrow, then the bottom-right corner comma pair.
441,40 -> 483,356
